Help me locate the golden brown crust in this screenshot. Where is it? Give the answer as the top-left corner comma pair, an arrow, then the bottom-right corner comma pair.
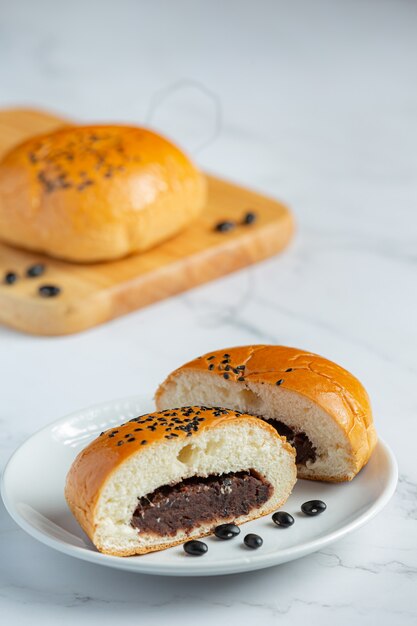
65,405 -> 290,549
0,125 -> 206,262
155,345 -> 378,480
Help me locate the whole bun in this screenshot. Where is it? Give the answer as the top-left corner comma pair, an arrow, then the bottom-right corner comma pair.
0,125 -> 206,262
156,345 -> 378,482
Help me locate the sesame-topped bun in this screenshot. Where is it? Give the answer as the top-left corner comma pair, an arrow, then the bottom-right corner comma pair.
155,346 -> 378,482
65,406 -> 296,556
0,125 -> 206,262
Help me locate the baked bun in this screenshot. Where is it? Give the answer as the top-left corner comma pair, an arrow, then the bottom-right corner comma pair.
65,406 -> 296,556
156,346 -> 378,482
0,125 -> 206,262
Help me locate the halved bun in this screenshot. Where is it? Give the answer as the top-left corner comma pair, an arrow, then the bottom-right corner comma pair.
0,125 -> 206,262
155,346 -> 377,482
65,406 -> 296,556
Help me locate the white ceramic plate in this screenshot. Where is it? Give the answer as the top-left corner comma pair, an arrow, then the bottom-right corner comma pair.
1,395 -> 398,576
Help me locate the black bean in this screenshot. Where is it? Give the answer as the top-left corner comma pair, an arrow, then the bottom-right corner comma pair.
4,272 -> 18,285
301,500 -> 327,516
183,540 -> 208,556
214,221 -> 236,233
38,285 -> 61,297
242,211 -> 257,225
214,523 -> 241,540
26,263 -> 45,278
272,511 -> 294,528
244,533 -> 263,549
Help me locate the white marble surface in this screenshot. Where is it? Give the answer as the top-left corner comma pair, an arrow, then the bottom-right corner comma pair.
0,0 -> 416,623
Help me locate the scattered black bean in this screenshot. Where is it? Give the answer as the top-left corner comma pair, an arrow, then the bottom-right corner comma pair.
242,211 -> 257,225
301,500 -> 327,516
26,263 -> 45,278
183,540 -> 208,556
4,272 -> 18,285
244,533 -> 263,549
272,511 -> 294,528
215,221 -> 236,233
38,284 -> 61,297
214,523 -> 241,540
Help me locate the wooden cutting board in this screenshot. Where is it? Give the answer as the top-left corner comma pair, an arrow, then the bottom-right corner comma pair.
0,108 -> 294,336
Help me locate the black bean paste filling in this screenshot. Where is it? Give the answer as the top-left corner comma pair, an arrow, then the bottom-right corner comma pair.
263,419 -> 317,465
131,470 -> 273,537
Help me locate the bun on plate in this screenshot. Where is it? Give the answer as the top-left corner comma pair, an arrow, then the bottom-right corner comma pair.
156,345 -> 377,482
65,406 -> 296,556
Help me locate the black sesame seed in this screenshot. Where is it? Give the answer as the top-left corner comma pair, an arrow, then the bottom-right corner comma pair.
214,523 -> 241,540
4,271 -> 18,285
117,441 -> 124,446
301,500 -> 327,516
285,368 -> 293,372
272,511 -> 295,528
223,353 -> 230,357
208,364 -> 214,370
215,220 -> 236,233
127,437 -> 135,442
224,365 -> 231,371
237,376 -> 245,382
134,428 -> 143,432
244,533 -> 263,549
26,263 -> 45,278
207,356 -> 215,360
242,211 -> 257,225
38,284 -> 61,297
223,373 -> 230,379
141,440 -> 147,445
183,540 -> 208,556
276,379 -> 284,386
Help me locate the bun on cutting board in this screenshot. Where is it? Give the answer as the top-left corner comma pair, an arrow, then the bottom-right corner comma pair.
155,346 -> 377,482
65,406 -> 296,556
0,125 -> 206,262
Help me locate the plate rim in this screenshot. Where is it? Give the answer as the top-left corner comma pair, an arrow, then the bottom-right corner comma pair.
1,394 -> 399,576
